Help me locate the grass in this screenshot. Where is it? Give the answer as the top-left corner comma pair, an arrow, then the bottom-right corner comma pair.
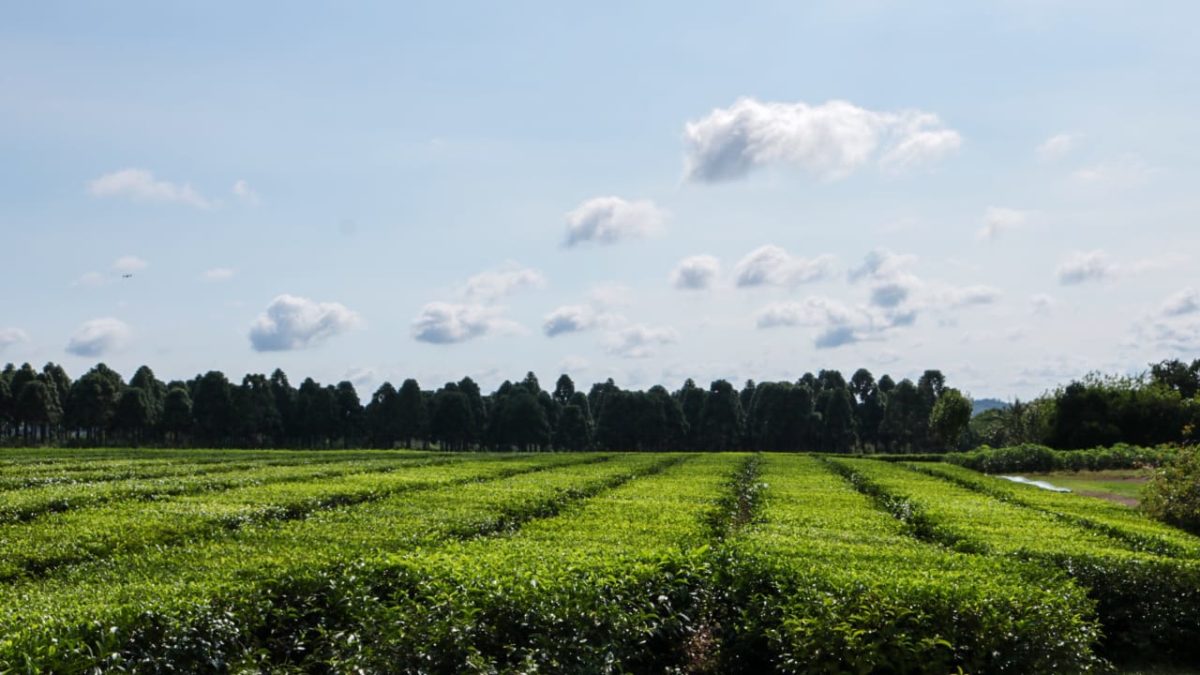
1022,469 -> 1149,503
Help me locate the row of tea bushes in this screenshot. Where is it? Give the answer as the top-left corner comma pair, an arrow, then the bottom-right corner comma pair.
833,458 -> 1200,663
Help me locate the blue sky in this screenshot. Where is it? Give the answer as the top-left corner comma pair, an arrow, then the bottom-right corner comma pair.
2,1 -> 1198,399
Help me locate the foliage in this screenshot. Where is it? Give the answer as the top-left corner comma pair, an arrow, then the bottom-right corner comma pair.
945,443 -> 1178,473
1142,447 -> 1200,535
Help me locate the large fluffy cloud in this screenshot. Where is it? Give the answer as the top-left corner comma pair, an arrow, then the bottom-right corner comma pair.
564,197 -> 666,246
734,245 -> 834,288
671,255 -> 721,290
0,328 -> 30,352
603,324 -> 678,358
66,318 -> 131,356
683,98 -> 961,182
462,263 -> 545,302
412,302 -> 514,344
87,168 -> 211,208
249,295 -> 361,351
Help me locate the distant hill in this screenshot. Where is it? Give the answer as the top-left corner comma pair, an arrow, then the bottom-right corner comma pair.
972,398 -> 1008,416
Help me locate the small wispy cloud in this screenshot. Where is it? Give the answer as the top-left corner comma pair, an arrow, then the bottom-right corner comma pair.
977,207 -> 1030,240
203,267 -> 236,282
232,179 -> 260,204
1036,133 -> 1078,161
87,168 -> 211,208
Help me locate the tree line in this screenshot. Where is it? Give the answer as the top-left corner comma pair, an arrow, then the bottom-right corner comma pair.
0,361 -> 975,452
969,358 -> 1200,449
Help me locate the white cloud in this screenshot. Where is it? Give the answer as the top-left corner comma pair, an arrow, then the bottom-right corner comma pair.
203,267 -> 236,282
1140,317 -> 1200,352
847,248 -> 917,282
113,255 -> 148,274
869,278 -> 917,308
66,318 -> 131,357
1031,294 -> 1056,314
0,328 -> 30,351
543,305 -> 599,337
671,255 -> 721,290
978,207 -> 1029,240
682,98 -> 961,182
1036,133 -> 1077,161
412,302 -> 513,344
603,324 -> 678,359
588,283 -> 633,309
344,367 -> 376,388
1161,288 -> 1199,317
734,245 -> 834,288
564,196 -> 666,246
755,297 -> 898,349
1072,156 -> 1156,188
1056,250 -> 1184,286
74,271 -> 108,288
1057,250 -> 1115,285
462,263 -> 546,302
87,168 -> 211,208
940,285 -> 1002,308
232,179 -> 260,204
559,355 -> 591,373
249,295 -> 362,351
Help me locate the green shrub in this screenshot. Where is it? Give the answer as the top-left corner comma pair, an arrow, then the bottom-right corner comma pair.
1142,447 -> 1200,534
945,443 -> 1176,473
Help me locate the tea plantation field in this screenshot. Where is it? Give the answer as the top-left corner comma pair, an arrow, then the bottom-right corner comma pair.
0,449 -> 1197,673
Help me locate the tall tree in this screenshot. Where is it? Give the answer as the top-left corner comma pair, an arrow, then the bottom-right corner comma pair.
699,379 -> 744,451
395,379 -> 428,449
161,386 -> 193,444
553,374 -> 576,407
676,379 -> 706,450
430,386 -> 473,451
269,369 -> 297,444
929,388 -> 973,449
234,374 -> 282,447
192,371 -> 235,446
818,385 -> 857,453
113,386 -> 154,445
15,380 -> 61,444
64,364 -> 124,442
333,381 -> 363,447
365,382 -> 402,448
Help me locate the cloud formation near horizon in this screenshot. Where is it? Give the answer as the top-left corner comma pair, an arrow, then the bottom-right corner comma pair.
66,318 -> 131,356
249,295 -> 361,351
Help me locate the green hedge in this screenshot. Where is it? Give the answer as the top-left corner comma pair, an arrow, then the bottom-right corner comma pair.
944,443 -> 1178,473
